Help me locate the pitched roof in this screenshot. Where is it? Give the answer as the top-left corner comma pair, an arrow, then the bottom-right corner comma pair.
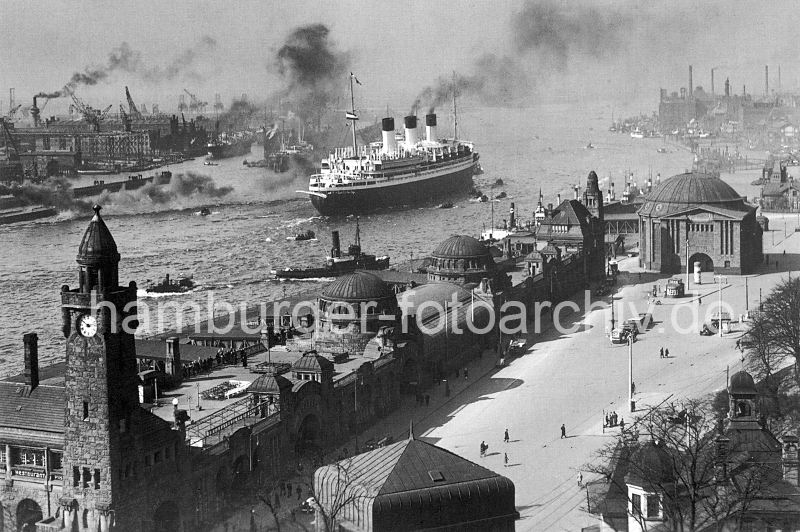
535,199 -> 593,242
319,437 -> 510,497
0,383 -> 64,434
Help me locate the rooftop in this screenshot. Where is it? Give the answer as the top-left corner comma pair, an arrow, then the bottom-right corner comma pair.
431,235 -> 492,260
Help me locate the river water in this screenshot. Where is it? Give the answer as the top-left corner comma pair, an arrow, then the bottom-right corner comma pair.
0,102 -> 697,375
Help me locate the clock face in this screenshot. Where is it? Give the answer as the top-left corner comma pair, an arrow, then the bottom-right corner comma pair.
78,314 -> 98,337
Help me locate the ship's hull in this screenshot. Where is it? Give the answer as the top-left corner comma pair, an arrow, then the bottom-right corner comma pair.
0,206 -> 58,225
274,257 -> 390,279
309,160 -> 476,216
207,140 -> 253,159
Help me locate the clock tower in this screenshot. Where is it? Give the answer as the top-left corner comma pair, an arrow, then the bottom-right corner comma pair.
60,205 -> 139,529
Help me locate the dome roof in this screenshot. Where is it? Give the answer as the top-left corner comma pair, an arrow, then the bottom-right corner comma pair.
249,371 -> 292,394
625,442 -> 674,487
321,271 -> 394,302
638,172 -> 746,217
292,350 -> 334,373
432,235 -> 492,259
77,205 -> 120,265
729,370 -> 758,395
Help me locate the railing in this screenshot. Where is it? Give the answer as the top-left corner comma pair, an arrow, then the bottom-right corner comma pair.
187,396 -> 281,449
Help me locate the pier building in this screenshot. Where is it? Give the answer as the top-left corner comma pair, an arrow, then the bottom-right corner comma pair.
638,172 -> 763,275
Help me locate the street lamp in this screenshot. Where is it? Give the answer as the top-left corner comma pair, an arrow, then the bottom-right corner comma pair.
685,236 -> 690,288
714,274 -> 727,338
628,335 -> 635,412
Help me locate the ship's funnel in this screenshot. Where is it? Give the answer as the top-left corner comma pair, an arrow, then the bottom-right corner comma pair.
331,231 -> 341,258
425,114 -> 437,142
381,117 -> 396,154
509,202 -> 516,228
404,115 -> 418,146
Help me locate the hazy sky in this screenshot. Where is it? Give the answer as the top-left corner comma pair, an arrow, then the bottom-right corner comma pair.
1,1 -> 799,115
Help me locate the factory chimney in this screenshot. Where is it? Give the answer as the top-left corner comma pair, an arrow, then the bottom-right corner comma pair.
425,114 -> 437,142
381,118 -> 397,155
404,115 -> 418,146
31,96 -> 41,127
330,231 -> 341,258
689,65 -> 693,99
765,65 -> 769,96
725,78 -> 730,97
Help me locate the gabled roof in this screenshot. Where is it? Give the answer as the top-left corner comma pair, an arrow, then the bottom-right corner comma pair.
0,383 -> 64,434
762,181 -> 800,196
535,199 -> 593,242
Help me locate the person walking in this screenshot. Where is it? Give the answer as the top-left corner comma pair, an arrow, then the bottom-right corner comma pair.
464,368 -> 469,380
560,424 -> 566,439
480,441 -> 487,457
664,348 -> 670,358
504,452 -> 509,467
659,347 -> 664,358
577,471 -> 583,487
504,428 -> 510,443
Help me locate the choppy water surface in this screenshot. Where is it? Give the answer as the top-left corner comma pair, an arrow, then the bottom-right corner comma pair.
0,103 -> 695,374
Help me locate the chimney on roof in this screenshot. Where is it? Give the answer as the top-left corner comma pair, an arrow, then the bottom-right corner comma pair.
557,193 -> 561,205
23,333 -> 39,389
165,337 -> 182,383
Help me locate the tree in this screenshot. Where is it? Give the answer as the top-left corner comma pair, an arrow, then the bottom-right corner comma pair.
311,457 -> 368,532
585,400 -> 776,532
740,309 -> 787,416
752,277 -> 800,388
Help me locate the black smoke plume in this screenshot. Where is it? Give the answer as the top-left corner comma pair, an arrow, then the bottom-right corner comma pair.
46,36 -> 217,97
274,24 -> 350,128
413,1 -> 634,110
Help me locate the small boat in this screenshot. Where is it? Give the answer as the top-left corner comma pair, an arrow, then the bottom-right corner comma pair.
657,147 -> 667,154
204,161 -> 218,166
438,202 -> 454,209
287,229 -> 316,241
146,273 -> 196,294
198,207 -> 211,216
630,129 -> 644,139
474,163 -> 484,175
494,178 -> 504,186
495,191 -> 507,200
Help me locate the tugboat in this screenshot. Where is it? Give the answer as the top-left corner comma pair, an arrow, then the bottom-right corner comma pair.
298,74 -> 478,215
198,207 -> 211,216
272,219 -> 389,279
146,273 -> 196,294
286,229 -> 316,241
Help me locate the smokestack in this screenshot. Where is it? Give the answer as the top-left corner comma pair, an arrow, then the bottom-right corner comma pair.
381,117 -> 396,154
425,114 -> 437,142
404,115 -> 418,146
766,65 -> 769,96
611,181 -> 616,200
509,203 -> 515,228
557,193 -> 561,205
31,96 -> 41,127
689,65 -> 693,99
331,231 -> 341,258
23,333 -> 39,390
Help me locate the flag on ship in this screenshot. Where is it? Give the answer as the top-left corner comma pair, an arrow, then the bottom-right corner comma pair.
351,72 -> 362,85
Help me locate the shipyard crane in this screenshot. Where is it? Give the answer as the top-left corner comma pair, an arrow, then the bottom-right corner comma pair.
125,86 -> 142,119
4,104 -> 22,120
183,89 -> 208,114
1,118 -> 21,159
66,88 -> 112,132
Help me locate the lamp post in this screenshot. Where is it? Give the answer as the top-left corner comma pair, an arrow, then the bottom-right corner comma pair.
610,288 -> 618,332
353,374 -> 362,454
759,288 -> 763,311
714,274 -> 727,338
745,277 -> 749,317
628,335 -> 635,412
685,236 -> 690,287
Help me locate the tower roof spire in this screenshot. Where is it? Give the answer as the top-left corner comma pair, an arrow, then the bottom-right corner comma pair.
77,204 -> 120,266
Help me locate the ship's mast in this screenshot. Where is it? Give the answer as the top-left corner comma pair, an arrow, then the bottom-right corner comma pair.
452,71 -> 459,140
355,216 -> 361,248
349,73 -> 358,157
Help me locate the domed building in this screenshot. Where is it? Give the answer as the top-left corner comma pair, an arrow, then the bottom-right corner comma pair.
427,235 -> 497,284
315,271 -> 399,354
638,172 -> 762,275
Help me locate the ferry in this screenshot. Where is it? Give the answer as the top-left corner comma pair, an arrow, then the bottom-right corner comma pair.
298,76 -> 479,216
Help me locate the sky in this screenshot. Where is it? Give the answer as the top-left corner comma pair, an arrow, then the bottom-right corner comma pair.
1,1 -> 799,116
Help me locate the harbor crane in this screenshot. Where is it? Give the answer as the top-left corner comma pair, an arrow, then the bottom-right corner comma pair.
66,88 -> 112,132
183,89 -> 207,114
125,86 -> 142,120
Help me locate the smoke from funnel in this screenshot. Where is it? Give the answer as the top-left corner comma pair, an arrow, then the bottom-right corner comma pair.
45,36 -> 218,98
412,1 -> 636,111
274,24 -> 350,126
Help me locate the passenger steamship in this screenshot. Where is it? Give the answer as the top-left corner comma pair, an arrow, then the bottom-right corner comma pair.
298,77 -> 479,216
